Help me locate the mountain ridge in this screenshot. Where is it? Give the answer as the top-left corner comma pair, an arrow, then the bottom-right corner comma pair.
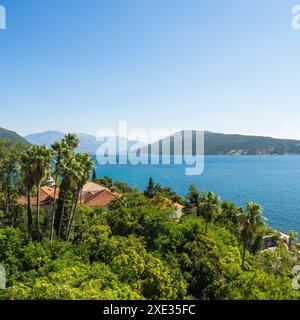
139,130 -> 300,155
0,127 -> 30,144
25,130 -> 139,154
25,130 -> 300,155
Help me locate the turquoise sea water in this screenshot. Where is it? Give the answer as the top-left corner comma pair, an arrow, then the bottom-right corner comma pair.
95,156 -> 300,234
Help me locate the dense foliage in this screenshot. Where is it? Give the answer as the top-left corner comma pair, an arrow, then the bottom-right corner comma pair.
0,134 -> 299,300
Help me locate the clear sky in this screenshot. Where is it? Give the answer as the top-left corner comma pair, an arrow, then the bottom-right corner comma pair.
1,0 -> 300,139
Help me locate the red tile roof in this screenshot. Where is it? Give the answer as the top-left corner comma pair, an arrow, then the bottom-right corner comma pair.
16,183 -> 117,208
173,202 -> 184,210
40,186 -> 60,199
83,190 -> 117,207
16,196 -> 28,206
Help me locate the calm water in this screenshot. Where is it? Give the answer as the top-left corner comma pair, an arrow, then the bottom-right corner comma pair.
95,156 -> 300,234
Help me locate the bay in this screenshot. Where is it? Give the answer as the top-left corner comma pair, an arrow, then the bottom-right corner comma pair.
95,155 -> 300,234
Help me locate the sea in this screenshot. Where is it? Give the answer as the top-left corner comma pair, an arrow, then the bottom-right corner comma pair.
95,155 -> 300,234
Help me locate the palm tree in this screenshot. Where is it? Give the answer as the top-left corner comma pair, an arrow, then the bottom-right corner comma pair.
65,133 -> 80,150
65,153 -> 94,241
30,146 -> 54,240
50,139 -> 69,242
199,191 -> 221,235
239,202 -> 264,270
57,154 -> 80,240
20,152 -> 35,231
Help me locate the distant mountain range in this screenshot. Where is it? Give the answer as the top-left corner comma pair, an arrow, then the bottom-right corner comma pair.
0,127 -> 29,145
25,131 -> 65,148
25,131 -> 100,153
25,131 -> 138,154
1,128 -> 299,156
141,131 -> 300,155
204,131 -> 300,155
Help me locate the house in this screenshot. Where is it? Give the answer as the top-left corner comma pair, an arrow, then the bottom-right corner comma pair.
162,198 -> 185,221
81,182 -> 108,193
17,182 -> 117,208
171,202 -> 184,221
17,186 -> 60,207
82,189 -> 118,207
80,182 -> 118,207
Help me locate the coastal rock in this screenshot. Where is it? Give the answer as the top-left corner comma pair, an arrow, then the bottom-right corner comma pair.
260,232 -> 292,252
261,235 -> 279,250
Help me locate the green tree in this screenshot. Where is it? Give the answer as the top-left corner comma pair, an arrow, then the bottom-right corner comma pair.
144,177 -> 155,199
184,184 -> 200,215
91,167 -> 97,182
50,139 -> 69,242
199,192 -> 221,235
0,153 -> 20,215
65,153 -> 94,241
56,153 -> 80,240
94,176 -> 113,190
239,202 -> 264,270
64,133 -> 80,150
216,200 -> 242,234
20,152 -> 35,231
32,146 -> 54,240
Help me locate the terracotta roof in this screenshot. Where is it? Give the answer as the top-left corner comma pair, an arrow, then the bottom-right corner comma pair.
16,186 -> 59,207
41,186 -> 60,199
164,198 -> 184,210
16,196 -> 28,206
82,182 -> 108,193
83,189 -> 117,207
17,184 -> 117,208
16,194 -> 54,206
173,202 -> 184,210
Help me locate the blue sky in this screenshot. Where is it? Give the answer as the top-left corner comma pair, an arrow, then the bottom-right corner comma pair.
1,0 -> 300,139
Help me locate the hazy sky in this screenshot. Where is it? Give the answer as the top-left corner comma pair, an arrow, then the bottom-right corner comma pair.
1,0 -> 300,139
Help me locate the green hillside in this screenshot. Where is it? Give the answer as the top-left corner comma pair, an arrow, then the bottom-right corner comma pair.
144,131 -> 300,155
204,131 -> 300,155
0,127 -> 29,144
0,127 -> 30,156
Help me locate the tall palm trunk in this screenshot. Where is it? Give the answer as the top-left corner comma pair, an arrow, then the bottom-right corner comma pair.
4,190 -> 9,215
241,239 -> 247,271
64,191 -> 76,240
7,186 -> 11,213
58,187 -> 68,240
50,175 -> 58,242
205,220 -> 208,235
80,189 -> 83,205
27,189 -> 33,230
66,188 -> 80,241
36,183 -> 41,241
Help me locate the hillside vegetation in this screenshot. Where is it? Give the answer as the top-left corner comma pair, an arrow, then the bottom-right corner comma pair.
144,131 -> 300,155
0,133 -> 300,300
204,131 -> 300,155
0,127 -> 29,145
26,130 -> 300,155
